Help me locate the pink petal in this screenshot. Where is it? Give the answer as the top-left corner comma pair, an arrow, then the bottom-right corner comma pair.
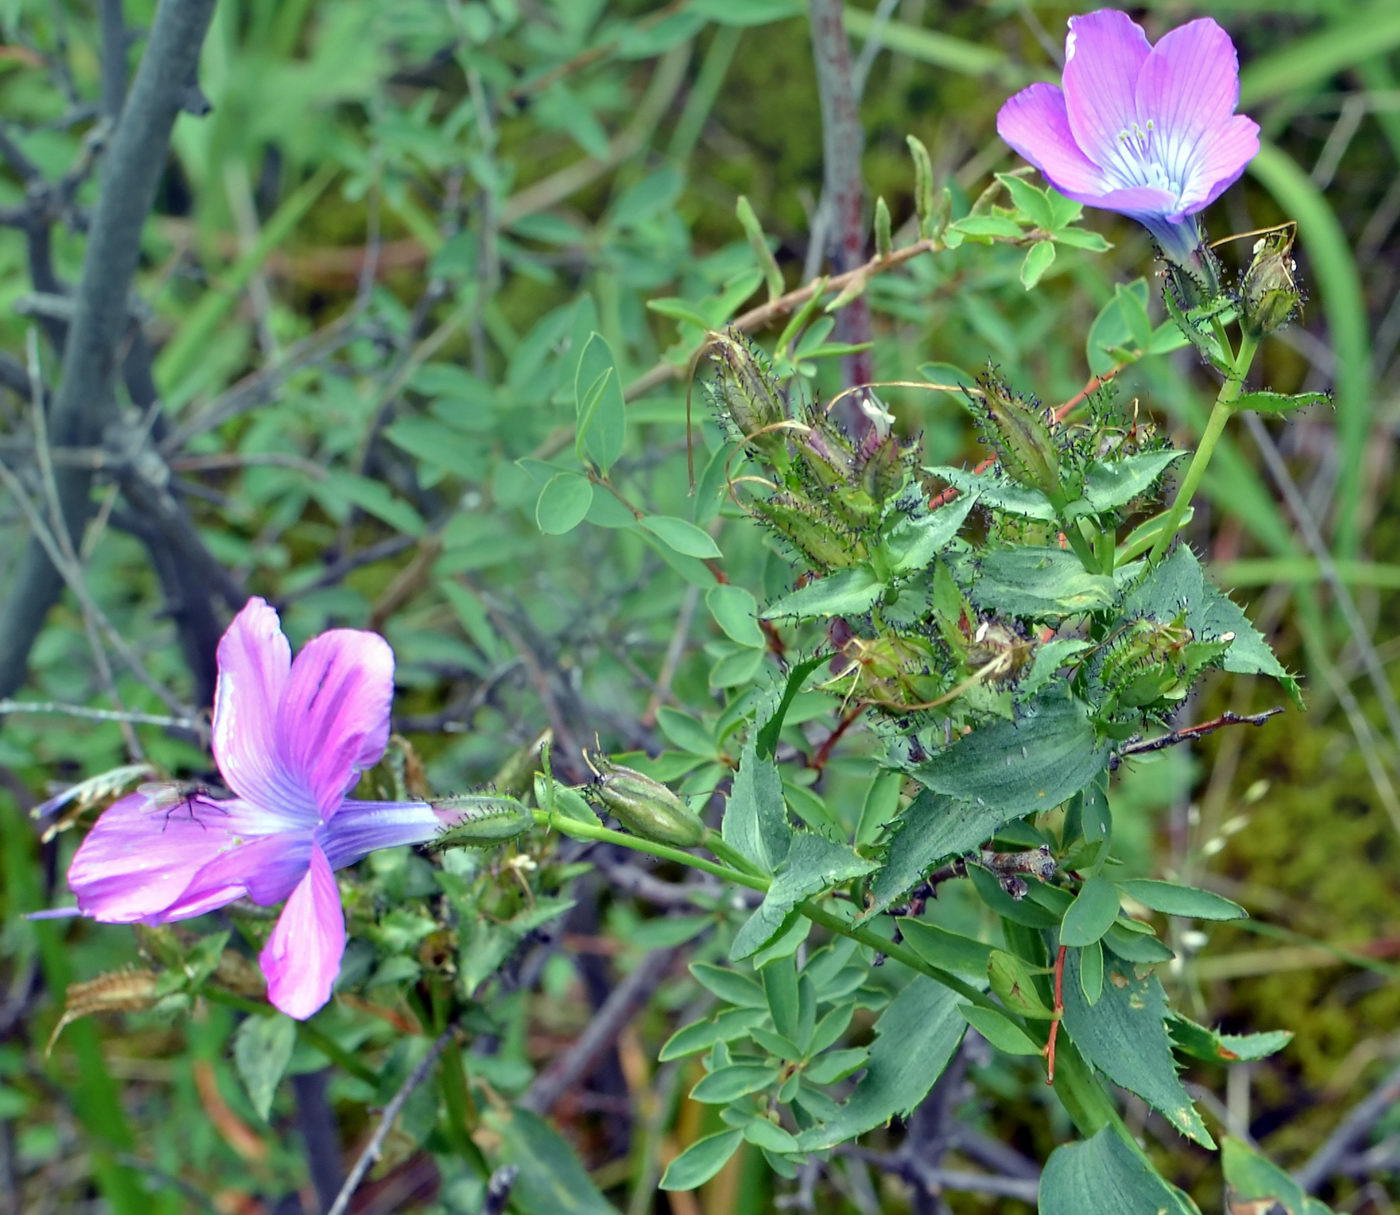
997,83 -> 1107,198
1062,10 -> 1152,169
68,790 -> 247,923
259,845 -> 345,1020
319,799 -> 447,871
160,830 -> 312,920
1135,18 -> 1242,193
275,629 -> 394,819
66,789 -> 302,918
212,599 -> 310,818
1178,113 -> 1260,213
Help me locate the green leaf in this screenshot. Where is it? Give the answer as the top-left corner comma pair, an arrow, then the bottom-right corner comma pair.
1051,227 -> 1111,252
741,1117 -> 801,1153
1167,1013 -> 1292,1064
1043,189 -> 1083,230
656,707 -> 716,757
908,690 -> 1110,817
882,494 -> 977,576
318,471 -> 427,537
958,1006 -> 1041,1055
1104,922 -> 1176,964
755,654 -> 827,759
1020,240 -> 1056,290
1059,876 -> 1121,948
706,584 -> 765,647
1118,879 -> 1247,921
761,956 -> 801,1040
997,173 -> 1055,229
731,834 -> 877,960
659,1128 -> 745,1191
690,1063 -> 780,1103
639,515 -> 722,559
1060,951 -> 1214,1147
1079,450 -> 1186,513
1122,546 -> 1301,706
1079,940 -> 1104,1006
492,1107 -> 622,1215
803,1047 -> 868,1084
963,547 -> 1117,619
762,567 -> 884,620
659,1007 -> 768,1061
689,962 -> 766,1008
535,473 -> 594,535
574,333 -> 626,473
1040,1128 -> 1199,1215
1234,388 -> 1331,415
722,738 -> 793,873
924,465 -> 1055,519
951,214 -> 1023,239
899,919 -> 995,977
987,950 -> 1054,1019
233,1014 -> 296,1122
867,696 -> 1108,919
1222,1137 -> 1335,1214
796,976 -> 966,1150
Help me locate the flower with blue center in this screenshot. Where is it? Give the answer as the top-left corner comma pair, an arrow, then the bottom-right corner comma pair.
63,598 -> 458,1019
997,9 -> 1259,266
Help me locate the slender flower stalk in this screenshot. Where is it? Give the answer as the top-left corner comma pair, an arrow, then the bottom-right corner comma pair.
997,10 -> 1259,267
63,598 -> 459,1019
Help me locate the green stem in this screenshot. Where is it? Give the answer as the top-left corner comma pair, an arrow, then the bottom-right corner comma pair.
533,809 -> 767,890
1146,331 -> 1260,564
539,812 -> 1004,1014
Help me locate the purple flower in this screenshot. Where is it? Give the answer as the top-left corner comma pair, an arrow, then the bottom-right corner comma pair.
66,598 -> 450,1020
997,9 -> 1259,265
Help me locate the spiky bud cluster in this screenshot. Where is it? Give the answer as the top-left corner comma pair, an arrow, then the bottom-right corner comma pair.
1099,615 -> 1231,716
969,369 -> 1073,505
587,758 -> 705,847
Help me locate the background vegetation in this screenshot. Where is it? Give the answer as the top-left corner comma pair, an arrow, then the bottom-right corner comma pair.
1,0 -> 1398,1211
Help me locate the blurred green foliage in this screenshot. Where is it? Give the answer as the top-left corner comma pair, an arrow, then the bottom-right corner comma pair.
2,0 -> 1399,1212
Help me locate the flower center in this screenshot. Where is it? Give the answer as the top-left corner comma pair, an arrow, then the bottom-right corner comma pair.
1107,118 -> 1183,198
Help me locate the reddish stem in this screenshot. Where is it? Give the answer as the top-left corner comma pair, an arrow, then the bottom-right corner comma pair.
1045,944 -> 1067,1086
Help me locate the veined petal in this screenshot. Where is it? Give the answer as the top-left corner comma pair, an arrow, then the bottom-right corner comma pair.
319,799 -> 445,871
996,83 -> 1107,197
276,629 -> 395,819
212,599 -> 311,819
1045,181 -> 1178,220
1062,10 -> 1151,168
68,790 -> 253,924
1135,18 -> 1241,193
260,845 -> 345,1020
1178,113 -> 1260,213
159,830 -> 312,920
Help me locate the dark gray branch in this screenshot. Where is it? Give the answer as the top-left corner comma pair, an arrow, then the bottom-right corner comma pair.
808,0 -> 873,419
1296,1057 -> 1400,1192
521,946 -> 678,1116
0,0 -> 218,700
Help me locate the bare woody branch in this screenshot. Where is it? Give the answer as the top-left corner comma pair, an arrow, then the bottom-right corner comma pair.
0,0 -> 219,700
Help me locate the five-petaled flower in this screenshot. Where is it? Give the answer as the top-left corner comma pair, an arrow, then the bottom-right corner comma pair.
997,9 -> 1259,266
65,598 -> 452,1019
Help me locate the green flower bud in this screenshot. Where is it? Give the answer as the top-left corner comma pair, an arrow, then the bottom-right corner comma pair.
431,794 -> 534,848
972,369 -> 1065,504
705,330 -> 786,448
1241,225 -> 1301,337
588,759 -> 704,847
751,494 -> 865,569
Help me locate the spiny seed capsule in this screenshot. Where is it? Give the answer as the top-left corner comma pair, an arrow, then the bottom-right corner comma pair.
588,758 -> 704,847
973,369 -> 1064,503
431,795 -> 534,846
1241,227 -> 1301,337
